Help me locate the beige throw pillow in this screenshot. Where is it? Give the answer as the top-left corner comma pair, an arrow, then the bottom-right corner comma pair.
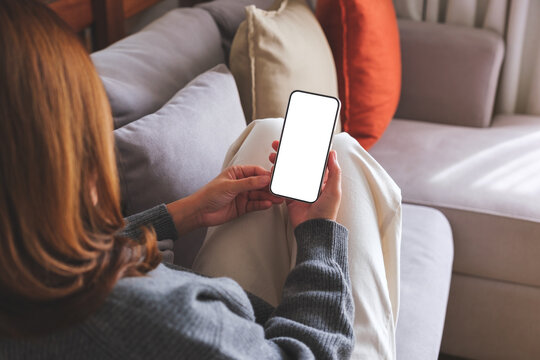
230,0 -> 341,132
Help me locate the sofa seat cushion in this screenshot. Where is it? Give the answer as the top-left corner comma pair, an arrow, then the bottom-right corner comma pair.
397,204 -> 453,360
92,8 -> 224,129
370,115 -> 540,287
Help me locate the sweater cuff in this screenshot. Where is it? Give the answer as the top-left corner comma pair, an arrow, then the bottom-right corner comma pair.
122,204 -> 179,241
294,219 -> 349,266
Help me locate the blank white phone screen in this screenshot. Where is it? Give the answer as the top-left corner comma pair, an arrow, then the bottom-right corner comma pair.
270,91 -> 340,203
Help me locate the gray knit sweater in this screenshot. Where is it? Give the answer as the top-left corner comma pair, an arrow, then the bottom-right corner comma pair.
0,204 -> 354,359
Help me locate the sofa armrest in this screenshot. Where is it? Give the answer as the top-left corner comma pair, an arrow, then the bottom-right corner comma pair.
395,20 -> 504,128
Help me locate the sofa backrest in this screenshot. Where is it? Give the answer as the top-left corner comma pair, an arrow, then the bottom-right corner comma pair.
91,8 -> 225,129
395,20 -> 504,128
195,0 -> 274,58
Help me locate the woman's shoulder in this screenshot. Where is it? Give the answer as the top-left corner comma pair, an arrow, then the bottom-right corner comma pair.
0,265 -> 258,359
104,264 -> 255,320
80,264 -> 257,357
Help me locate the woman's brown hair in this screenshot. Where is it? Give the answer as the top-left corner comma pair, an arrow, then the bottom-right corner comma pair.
0,0 -> 161,337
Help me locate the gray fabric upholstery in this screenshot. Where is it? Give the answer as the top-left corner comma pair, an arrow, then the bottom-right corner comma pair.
114,64 -> 246,265
92,8 -> 224,129
396,20 -> 504,128
196,0 -> 274,57
442,273 -> 540,359
369,114 -> 540,288
396,204 -> 453,360
125,0 -> 179,35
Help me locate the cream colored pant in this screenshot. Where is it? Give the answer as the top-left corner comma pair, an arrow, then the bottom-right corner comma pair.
193,118 -> 402,359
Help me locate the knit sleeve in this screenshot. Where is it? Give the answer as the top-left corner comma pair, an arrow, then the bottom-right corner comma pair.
194,219 -> 354,359
210,219 -> 354,359
120,204 -> 178,241
263,218 -> 354,358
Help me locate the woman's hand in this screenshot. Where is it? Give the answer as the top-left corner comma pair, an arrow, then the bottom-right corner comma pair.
269,140 -> 342,229
195,165 -> 283,227
167,165 -> 283,236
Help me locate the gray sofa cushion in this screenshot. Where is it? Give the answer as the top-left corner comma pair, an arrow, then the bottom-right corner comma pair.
396,204 -> 453,360
395,20 -> 504,128
369,115 -> 540,288
196,0 -> 274,57
114,64 -> 246,264
92,8 -> 224,129
442,272 -> 540,359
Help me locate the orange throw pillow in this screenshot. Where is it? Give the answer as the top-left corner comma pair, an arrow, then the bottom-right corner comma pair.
316,0 -> 401,149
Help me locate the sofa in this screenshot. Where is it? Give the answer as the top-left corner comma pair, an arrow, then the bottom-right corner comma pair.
369,19 -> 540,359
91,2 -> 454,359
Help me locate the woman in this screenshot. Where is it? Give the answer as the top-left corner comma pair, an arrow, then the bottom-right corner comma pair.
0,0 -> 354,358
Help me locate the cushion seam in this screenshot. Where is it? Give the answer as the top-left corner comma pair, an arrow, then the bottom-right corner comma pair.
403,200 -> 540,223
452,270 -> 540,290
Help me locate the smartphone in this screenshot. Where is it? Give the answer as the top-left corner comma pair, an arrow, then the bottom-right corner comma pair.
270,90 -> 341,203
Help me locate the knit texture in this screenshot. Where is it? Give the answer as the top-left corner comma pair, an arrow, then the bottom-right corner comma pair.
121,204 -> 177,263
1,208 -> 353,359
121,203 -> 179,241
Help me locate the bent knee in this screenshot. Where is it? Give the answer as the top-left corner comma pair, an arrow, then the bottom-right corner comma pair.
251,118 -> 284,137
332,132 -> 364,154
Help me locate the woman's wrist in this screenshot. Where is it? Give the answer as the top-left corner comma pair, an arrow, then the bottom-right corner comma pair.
166,194 -> 203,237
294,219 -> 349,265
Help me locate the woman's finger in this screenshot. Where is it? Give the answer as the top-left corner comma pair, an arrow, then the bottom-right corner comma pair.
230,165 -> 271,179
272,140 -> 279,151
228,175 -> 270,193
323,150 -> 341,195
244,165 -> 271,177
268,152 -> 276,164
246,200 -> 273,212
249,190 -> 283,203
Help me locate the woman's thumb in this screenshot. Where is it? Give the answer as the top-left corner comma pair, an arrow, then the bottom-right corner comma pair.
230,175 -> 270,193
325,151 -> 342,194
